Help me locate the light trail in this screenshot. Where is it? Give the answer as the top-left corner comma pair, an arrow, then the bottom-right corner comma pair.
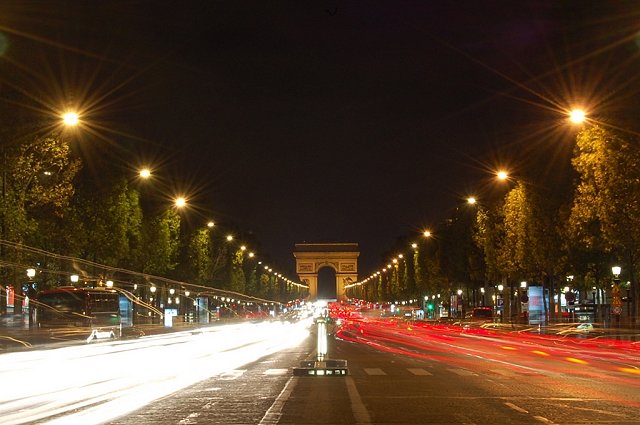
0,319 -> 312,425
336,316 -> 640,384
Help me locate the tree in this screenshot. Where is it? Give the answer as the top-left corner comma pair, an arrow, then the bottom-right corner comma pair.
0,132 -> 81,304
2,133 -> 81,245
569,125 -> 640,319
141,209 -> 180,276
75,178 -> 142,269
228,249 -> 246,293
186,228 -> 213,285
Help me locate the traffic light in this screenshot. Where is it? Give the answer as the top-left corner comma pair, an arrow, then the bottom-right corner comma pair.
426,302 -> 434,311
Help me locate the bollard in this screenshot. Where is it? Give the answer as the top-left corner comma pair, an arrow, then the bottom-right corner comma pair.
293,316 -> 348,376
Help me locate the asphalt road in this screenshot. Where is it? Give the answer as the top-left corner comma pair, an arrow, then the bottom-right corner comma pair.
103,319 -> 640,425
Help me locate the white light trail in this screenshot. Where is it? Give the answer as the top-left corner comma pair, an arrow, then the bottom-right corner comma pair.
0,319 -> 312,425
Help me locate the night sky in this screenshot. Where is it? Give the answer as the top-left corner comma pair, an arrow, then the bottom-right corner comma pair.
2,1 -> 640,278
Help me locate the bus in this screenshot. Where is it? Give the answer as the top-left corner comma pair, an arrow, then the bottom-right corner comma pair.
36,287 -> 121,329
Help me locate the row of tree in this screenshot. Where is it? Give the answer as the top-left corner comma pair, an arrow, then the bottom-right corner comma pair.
349,125 -> 639,322
0,124 -> 303,312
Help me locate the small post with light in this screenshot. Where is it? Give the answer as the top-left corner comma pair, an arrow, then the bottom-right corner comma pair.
293,311 -> 348,377
611,266 -> 622,326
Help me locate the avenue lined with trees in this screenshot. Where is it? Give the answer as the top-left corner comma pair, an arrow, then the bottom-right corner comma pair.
348,119 -> 639,325
0,90 -> 304,316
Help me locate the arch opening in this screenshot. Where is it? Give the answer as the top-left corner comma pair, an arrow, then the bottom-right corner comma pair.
317,267 -> 337,300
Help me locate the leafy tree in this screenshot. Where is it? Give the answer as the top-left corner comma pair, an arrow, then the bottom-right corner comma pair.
141,208 -> 180,276
473,205 -> 504,286
75,178 -> 142,268
569,125 -> 640,318
228,249 -> 246,293
187,228 -> 213,285
2,133 -> 81,244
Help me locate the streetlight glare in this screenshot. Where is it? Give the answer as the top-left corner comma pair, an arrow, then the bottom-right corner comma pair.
62,112 -> 79,126
139,168 -> 151,179
496,170 -> 509,181
569,109 -> 586,124
423,230 -> 431,238
174,197 -> 187,208
467,196 -> 477,205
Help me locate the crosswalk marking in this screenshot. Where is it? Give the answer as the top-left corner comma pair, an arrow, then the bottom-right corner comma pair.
363,368 -> 387,375
489,369 -> 517,377
447,368 -> 477,377
264,368 -> 289,375
407,368 -> 433,376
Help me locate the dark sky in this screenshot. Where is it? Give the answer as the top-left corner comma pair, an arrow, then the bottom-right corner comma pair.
2,1 -> 640,278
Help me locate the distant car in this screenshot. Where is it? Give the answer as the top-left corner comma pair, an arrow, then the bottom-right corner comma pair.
470,307 -> 494,321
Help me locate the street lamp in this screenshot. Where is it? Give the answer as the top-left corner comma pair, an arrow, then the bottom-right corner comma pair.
611,266 -> 622,324
496,170 -> 509,181
62,111 -> 80,127
568,109 -> 587,124
174,197 -> 187,208
139,168 -> 151,179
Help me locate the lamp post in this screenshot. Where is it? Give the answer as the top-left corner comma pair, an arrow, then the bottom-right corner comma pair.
611,266 -> 622,326
26,268 -> 37,326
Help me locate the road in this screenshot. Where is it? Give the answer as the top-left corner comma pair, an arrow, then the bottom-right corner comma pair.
2,317 -> 639,424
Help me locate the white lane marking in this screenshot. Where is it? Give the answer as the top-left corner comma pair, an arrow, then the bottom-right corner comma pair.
346,375 -> 372,425
533,416 -> 559,424
258,376 -> 298,425
218,369 -> 247,380
504,402 -> 528,414
264,368 -> 289,375
407,368 -> 433,376
363,368 -> 386,375
447,368 -> 477,377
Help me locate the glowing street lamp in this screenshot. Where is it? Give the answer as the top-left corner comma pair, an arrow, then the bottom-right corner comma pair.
496,170 -> 509,181
62,111 -> 80,126
467,196 -> 477,205
207,221 -> 215,228
174,197 -> 187,208
139,168 -> 151,179
569,109 -> 586,124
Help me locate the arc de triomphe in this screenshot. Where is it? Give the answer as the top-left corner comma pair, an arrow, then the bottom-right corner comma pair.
293,242 -> 359,301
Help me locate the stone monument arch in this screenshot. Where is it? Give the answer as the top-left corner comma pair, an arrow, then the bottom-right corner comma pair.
293,243 -> 359,301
